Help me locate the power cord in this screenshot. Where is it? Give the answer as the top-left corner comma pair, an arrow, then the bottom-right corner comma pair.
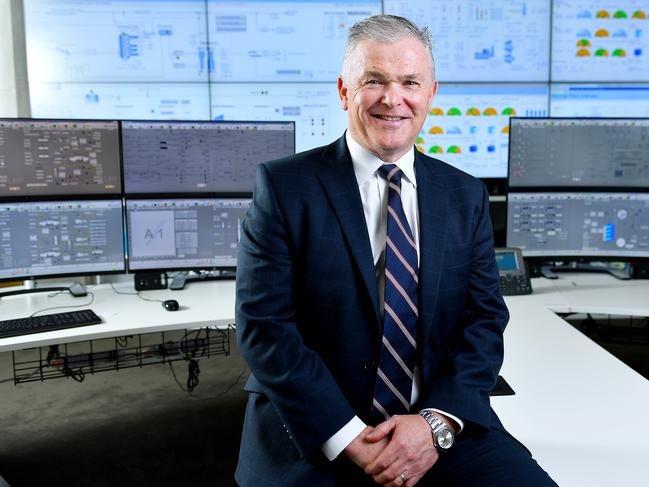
29,291 -> 95,317
109,281 -> 164,303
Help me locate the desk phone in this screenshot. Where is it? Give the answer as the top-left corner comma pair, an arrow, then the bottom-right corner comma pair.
495,247 -> 533,296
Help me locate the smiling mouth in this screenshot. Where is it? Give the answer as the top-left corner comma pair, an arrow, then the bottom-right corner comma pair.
373,114 -> 405,121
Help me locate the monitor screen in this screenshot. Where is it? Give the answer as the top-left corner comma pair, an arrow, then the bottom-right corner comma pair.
508,118 -> 649,188
206,0 -> 381,82
210,83 -> 346,153
122,120 -> 295,194
0,199 -> 126,281
29,83 -> 211,120
550,85 -> 649,118
24,0 -> 209,83
125,198 -> 251,271
506,192 -> 649,258
551,0 -> 649,82
384,0 -> 551,82
0,119 -> 121,197
418,84 -> 549,179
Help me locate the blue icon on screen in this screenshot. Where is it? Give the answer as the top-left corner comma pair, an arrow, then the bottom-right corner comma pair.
604,224 -> 615,242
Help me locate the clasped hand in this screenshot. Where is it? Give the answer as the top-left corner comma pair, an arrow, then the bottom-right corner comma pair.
344,414 -> 439,486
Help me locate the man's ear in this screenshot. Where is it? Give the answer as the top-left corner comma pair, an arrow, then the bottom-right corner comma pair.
427,79 -> 439,111
338,76 -> 349,111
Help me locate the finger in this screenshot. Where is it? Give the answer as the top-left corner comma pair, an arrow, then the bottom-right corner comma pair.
405,475 -> 421,487
365,417 -> 397,441
372,459 -> 407,485
365,447 -> 399,475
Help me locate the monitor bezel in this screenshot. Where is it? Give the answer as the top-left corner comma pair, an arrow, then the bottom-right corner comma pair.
120,119 -> 296,197
124,195 -> 251,274
0,197 -> 127,283
0,117 -> 123,199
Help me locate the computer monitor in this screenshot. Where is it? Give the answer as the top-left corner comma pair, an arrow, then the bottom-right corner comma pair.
121,120 -> 295,194
506,192 -> 649,259
0,199 -> 126,282
125,198 -> 251,271
0,119 -> 121,197
508,118 -> 649,188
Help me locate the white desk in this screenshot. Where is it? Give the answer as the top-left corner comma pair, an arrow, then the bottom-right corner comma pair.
2,274 -> 649,485
0,280 -> 235,353
495,274 -> 649,486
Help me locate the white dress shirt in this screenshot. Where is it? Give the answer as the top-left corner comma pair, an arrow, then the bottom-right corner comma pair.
321,133 -> 463,461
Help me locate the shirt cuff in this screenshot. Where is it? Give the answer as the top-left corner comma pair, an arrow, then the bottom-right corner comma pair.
321,415 -> 367,461
424,408 -> 464,434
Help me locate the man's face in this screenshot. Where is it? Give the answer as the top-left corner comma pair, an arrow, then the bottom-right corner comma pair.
338,37 -> 438,162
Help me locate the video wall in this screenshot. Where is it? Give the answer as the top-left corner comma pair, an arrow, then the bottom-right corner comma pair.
22,0 -> 649,180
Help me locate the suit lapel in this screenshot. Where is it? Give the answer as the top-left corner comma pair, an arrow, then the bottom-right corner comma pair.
316,136 -> 381,329
415,152 -> 448,347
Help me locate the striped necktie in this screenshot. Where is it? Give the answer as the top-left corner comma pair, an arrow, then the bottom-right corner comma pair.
372,163 -> 418,421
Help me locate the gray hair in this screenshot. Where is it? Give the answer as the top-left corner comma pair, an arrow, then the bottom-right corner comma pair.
341,15 -> 435,80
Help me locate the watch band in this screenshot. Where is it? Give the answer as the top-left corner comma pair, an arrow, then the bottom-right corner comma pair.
419,410 -> 455,451
419,410 -> 445,434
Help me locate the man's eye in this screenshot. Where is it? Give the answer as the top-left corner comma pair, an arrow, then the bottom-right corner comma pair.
366,79 -> 381,85
406,80 -> 420,86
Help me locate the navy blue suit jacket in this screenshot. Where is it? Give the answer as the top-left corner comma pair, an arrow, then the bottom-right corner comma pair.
235,135 -> 509,486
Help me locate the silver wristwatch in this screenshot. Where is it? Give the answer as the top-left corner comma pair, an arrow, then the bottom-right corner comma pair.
419,410 -> 455,452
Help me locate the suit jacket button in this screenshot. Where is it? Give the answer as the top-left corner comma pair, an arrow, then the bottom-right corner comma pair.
362,361 -> 376,372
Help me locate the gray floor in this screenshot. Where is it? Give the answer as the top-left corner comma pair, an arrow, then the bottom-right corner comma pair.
0,332 -> 248,487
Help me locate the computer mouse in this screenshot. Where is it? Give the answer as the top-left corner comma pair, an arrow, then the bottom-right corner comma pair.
162,299 -> 179,311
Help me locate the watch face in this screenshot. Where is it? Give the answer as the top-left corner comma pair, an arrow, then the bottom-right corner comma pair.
436,428 -> 454,450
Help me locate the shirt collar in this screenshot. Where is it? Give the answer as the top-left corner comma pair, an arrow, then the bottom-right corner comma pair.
346,131 -> 417,188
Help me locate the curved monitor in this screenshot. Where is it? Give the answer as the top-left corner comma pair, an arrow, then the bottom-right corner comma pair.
0,119 -> 121,198
0,199 -> 126,282
121,120 -> 295,195
125,198 -> 251,271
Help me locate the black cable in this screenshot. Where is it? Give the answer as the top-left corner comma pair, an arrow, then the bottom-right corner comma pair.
168,360 -> 189,393
213,364 -> 249,399
187,359 -> 200,392
29,291 -> 95,317
109,281 -> 165,304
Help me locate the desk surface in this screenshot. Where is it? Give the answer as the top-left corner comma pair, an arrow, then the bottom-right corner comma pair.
0,280 -> 235,353
495,273 -> 649,486
2,274 -> 649,485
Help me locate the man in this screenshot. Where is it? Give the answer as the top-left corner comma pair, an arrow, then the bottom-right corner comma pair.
235,14 -> 557,487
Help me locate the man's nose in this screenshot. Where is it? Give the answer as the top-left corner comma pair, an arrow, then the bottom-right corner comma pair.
381,82 -> 403,107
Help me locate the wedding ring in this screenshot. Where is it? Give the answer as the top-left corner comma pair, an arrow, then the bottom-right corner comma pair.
398,473 -> 407,484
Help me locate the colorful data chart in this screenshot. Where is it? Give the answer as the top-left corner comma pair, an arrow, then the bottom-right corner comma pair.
553,1 -> 649,81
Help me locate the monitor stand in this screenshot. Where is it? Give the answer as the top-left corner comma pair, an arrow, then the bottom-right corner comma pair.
0,281 -> 88,298
169,270 -> 236,291
540,262 -> 631,281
